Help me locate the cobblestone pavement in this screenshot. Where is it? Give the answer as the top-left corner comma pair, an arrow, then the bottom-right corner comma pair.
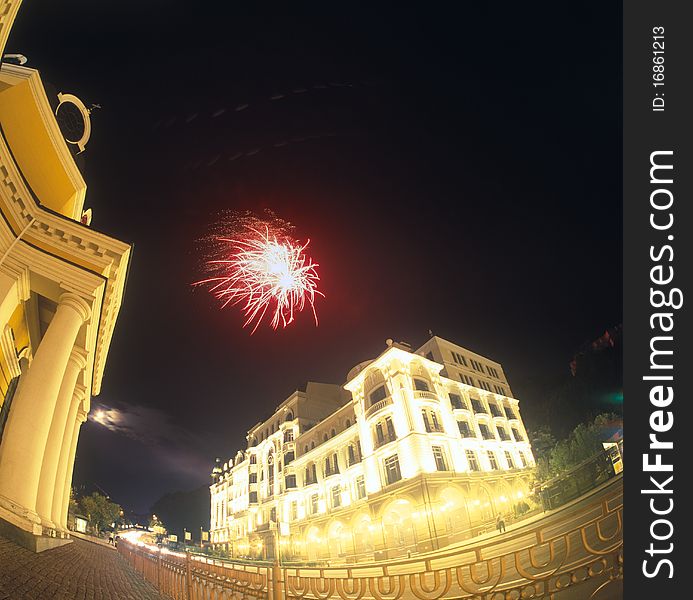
0,535 -> 169,600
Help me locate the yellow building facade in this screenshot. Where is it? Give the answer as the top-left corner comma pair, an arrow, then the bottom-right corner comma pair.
210,337 -> 535,563
0,2 -> 131,551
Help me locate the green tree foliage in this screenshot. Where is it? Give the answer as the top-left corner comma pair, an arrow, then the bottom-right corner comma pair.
79,492 -> 122,533
536,413 -> 621,481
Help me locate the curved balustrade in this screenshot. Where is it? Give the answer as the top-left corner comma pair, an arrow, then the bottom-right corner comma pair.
413,390 -> 438,401
364,396 -> 393,418
120,474 -> 622,600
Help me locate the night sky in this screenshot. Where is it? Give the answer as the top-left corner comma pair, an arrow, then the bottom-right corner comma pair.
7,3 -> 622,513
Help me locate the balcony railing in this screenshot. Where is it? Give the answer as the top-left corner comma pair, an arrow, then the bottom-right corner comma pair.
413,390 -> 438,401
365,396 -> 393,418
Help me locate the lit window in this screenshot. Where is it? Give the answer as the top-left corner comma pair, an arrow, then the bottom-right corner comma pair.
331,486 -> 341,508
449,393 -> 464,410
384,454 -> 402,485
489,403 -> 503,417
496,426 -> 510,441
466,450 -> 480,471
369,385 -> 387,406
479,423 -> 494,440
414,378 -> 430,392
457,420 -> 475,438
355,475 -> 366,499
487,451 -> 499,470
432,446 -> 448,471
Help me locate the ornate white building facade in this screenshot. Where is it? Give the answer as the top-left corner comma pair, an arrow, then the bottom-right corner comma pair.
210,337 -> 535,562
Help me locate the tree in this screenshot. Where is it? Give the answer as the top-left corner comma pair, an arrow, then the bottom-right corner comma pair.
548,413 -> 620,474
79,492 -> 122,533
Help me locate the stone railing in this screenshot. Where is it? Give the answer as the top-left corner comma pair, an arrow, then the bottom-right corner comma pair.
120,475 -> 622,600
364,396 -> 393,418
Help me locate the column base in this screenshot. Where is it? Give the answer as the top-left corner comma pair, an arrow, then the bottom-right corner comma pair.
0,496 -> 71,552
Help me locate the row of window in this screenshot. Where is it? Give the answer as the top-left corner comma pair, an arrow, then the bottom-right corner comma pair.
449,392 -> 517,419
457,419 -> 524,442
466,448 -> 528,471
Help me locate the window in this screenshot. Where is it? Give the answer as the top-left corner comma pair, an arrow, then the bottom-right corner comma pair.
369,385 -> 387,406
284,451 -> 295,464
452,352 -> 468,366
311,441 -> 315,449
249,454 -> 257,464
466,450 -> 480,471
249,473 -> 257,483
355,475 -> 366,499
471,398 -> 486,414
284,429 -> 294,442
249,491 -> 258,503
487,451 -> 499,470
331,486 -> 341,508
425,351 -> 434,361
331,428 -> 336,438
449,393 -> 464,410
432,446 -> 448,471
479,423 -> 494,440
348,444 -> 361,466
489,403 -> 503,418
285,411 -> 294,422
505,451 -> 516,469
323,434 -> 328,442
270,507 -> 277,522
305,463 -> 317,485
414,378 -> 430,392
374,416 -> 396,448
384,455 -> 402,485
496,426 -> 510,441
518,452 -> 526,468
422,408 -> 443,433
346,419 -> 351,428
512,427 -> 523,441
310,493 -> 319,514
457,420 -> 475,438
291,500 -> 298,520
285,474 -> 297,488
505,407 -> 517,420
304,445 -> 309,454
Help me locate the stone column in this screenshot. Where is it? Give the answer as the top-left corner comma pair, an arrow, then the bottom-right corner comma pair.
51,385 -> 85,529
0,292 -> 91,531
35,348 -> 87,528
59,409 -> 87,529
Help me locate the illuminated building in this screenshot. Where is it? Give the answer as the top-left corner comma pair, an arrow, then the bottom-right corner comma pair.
0,4 -> 131,551
210,337 -> 535,562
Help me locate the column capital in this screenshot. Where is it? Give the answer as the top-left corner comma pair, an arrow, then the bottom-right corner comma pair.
76,409 -> 88,424
58,293 -> 92,323
72,383 -> 87,403
68,347 -> 88,371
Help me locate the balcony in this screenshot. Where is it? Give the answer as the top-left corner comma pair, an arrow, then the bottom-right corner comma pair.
413,390 -> 438,401
365,396 -> 394,418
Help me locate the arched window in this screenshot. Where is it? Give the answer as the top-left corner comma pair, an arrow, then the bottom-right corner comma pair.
413,378 -> 430,392
330,428 -> 336,438
346,419 -> 351,428
323,434 -> 328,443
285,411 -> 294,422
311,441 -> 315,449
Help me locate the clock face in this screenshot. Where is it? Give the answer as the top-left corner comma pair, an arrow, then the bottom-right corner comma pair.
54,93 -> 92,152
56,100 -> 86,144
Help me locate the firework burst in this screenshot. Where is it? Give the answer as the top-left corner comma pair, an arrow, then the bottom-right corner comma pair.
194,212 -> 323,333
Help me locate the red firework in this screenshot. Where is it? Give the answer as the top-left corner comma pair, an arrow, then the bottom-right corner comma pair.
195,220 -> 323,333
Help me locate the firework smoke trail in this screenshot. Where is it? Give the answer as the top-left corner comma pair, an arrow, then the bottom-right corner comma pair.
194,211 -> 323,333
